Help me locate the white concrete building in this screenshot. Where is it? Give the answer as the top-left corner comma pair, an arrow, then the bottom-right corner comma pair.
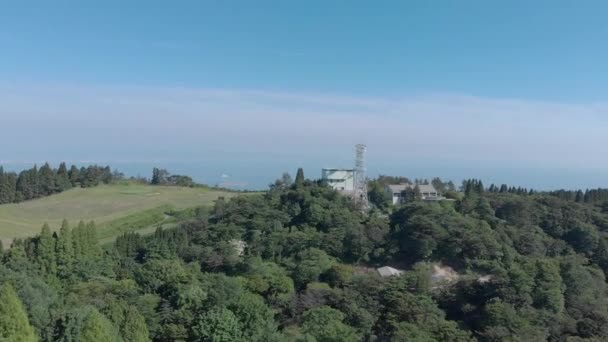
386,183 -> 445,204
322,168 -> 355,192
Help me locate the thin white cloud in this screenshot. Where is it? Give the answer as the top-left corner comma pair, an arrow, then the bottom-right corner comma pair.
0,82 -> 607,169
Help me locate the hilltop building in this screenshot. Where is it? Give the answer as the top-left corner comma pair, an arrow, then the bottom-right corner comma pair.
322,168 -> 355,192
321,144 -> 369,211
386,183 -> 445,204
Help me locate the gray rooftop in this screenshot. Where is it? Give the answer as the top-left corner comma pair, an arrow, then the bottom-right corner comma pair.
418,184 -> 439,194
386,183 -> 439,194
387,184 -> 409,193
377,266 -> 403,277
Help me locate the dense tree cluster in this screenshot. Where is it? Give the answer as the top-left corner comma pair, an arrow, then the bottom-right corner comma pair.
150,168 -> 195,187
0,163 -> 119,204
487,183 -> 535,195
549,188 -> 608,205
3,172 -> 608,340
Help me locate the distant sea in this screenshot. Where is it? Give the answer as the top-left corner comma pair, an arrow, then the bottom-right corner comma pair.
3,159 -> 608,192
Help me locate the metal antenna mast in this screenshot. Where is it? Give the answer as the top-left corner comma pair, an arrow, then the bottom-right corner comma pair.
354,144 -> 369,211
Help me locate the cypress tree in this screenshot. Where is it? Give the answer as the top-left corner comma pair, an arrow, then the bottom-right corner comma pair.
56,219 -> 74,278
36,223 -> 57,276
80,309 -> 119,342
38,163 -> 56,196
78,167 -> 87,187
104,302 -> 126,330
30,165 -> 40,199
5,172 -> 17,203
5,240 -> 30,271
0,168 -> 14,204
7,172 -> 17,202
121,306 -> 149,342
193,307 -> 242,341
16,171 -> 31,201
101,166 -> 113,184
575,190 -> 584,203
72,221 -> 85,258
463,180 -> 473,196
86,221 -> 101,257
476,180 -> 484,193
295,168 -> 305,187
0,167 -> 8,204
0,283 -> 38,342
68,165 -> 80,187
56,162 -> 72,191
151,168 -> 160,185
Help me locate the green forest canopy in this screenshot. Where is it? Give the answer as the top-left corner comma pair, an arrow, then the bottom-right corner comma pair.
2,170 -> 608,341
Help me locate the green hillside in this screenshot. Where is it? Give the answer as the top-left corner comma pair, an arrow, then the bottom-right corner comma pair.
0,183 -> 234,244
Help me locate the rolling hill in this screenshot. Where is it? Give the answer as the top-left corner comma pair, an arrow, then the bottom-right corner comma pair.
0,182 -> 236,245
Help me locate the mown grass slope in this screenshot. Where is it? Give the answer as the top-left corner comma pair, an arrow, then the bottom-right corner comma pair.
0,183 -> 234,244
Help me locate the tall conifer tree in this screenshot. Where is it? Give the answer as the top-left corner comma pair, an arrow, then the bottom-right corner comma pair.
16,171 -> 31,201
30,165 -> 40,199
56,162 -> 72,191
0,167 -> 7,204
56,219 -> 74,278
36,223 -> 57,276
5,240 -> 30,271
80,309 -> 119,342
295,168 -> 305,187
5,172 -> 17,203
68,165 -> 80,187
38,163 -> 55,196
0,283 -> 38,341
86,221 -> 101,257
121,306 -> 149,342
72,221 -> 85,258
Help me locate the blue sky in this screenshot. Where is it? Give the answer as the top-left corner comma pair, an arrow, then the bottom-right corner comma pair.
2,1 -> 608,189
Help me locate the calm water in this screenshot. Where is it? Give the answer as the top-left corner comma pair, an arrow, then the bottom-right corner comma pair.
4,158 -> 608,192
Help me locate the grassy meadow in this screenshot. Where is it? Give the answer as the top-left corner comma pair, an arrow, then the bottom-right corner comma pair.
0,183 -> 235,245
